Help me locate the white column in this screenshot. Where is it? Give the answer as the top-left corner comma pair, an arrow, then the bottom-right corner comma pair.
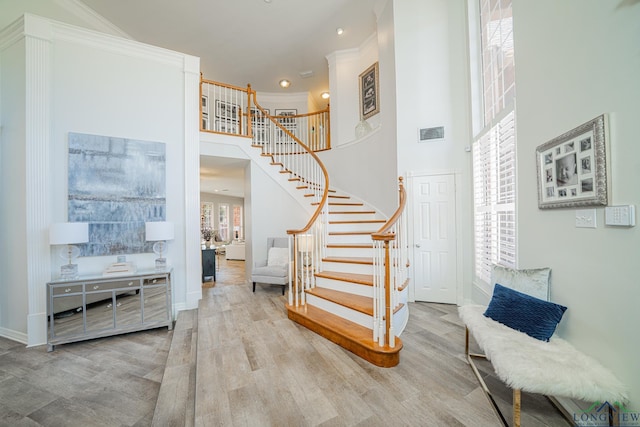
24,15 -> 53,347
183,54 -> 202,310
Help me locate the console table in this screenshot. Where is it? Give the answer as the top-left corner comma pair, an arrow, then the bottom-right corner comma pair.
46,269 -> 173,351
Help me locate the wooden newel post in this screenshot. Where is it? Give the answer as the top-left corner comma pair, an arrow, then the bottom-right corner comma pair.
246,84 -> 252,137
372,231 -> 395,347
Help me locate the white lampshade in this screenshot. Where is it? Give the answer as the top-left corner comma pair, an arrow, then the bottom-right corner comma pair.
49,222 -> 89,245
297,234 -> 314,253
145,221 -> 174,241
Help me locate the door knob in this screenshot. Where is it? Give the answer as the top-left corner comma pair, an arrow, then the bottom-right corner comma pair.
415,243 -> 421,248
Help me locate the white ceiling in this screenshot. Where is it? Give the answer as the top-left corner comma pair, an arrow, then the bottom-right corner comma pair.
199,156 -> 249,198
78,0 -> 379,198
80,0 -> 378,105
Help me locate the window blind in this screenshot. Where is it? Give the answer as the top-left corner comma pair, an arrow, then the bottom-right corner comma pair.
473,0 -> 517,286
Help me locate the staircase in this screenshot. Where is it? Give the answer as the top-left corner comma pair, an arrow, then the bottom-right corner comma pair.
245,95 -> 410,368
286,190 -> 408,368
198,81 -> 410,368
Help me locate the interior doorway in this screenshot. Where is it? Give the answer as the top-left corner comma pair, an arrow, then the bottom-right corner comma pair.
411,173 -> 458,304
199,155 -> 249,282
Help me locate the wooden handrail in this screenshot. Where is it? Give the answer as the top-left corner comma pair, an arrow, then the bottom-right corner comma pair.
375,177 -> 406,236
201,78 -> 250,93
371,177 -> 407,349
271,108 -> 330,119
249,92 -> 331,237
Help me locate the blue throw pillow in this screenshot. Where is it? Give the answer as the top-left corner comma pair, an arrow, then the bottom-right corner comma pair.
483,283 -> 567,342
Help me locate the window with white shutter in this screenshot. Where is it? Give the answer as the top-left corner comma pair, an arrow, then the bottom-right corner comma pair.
472,0 -> 517,286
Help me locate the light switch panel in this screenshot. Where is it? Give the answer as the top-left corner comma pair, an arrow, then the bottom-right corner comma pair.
605,205 -> 636,227
575,209 -> 597,228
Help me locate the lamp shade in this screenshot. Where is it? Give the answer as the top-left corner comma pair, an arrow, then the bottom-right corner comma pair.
50,222 -> 89,245
145,221 -> 174,241
297,234 -> 314,253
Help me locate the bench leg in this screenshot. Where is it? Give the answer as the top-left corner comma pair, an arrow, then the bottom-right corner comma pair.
465,327 -> 469,356
513,389 -> 521,427
464,326 -> 508,427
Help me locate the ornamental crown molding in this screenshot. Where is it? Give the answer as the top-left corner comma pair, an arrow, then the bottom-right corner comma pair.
53,0 -> 132,40
0,15 -> 26,51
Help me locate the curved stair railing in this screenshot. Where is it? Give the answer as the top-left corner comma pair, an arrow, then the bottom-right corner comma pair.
250,91 -> 330,307
200,77 -> 408,366
372,177 -> 408,348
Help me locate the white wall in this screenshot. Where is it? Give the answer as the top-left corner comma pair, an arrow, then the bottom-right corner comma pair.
0,14 -> 199,345
199,133 -> 310,283
392,0 -> 473,302
514,0 -> 640,408
0,36 -> 28,342
247,162 -> 308,273
319,2 -> 398,216
253,91 -> 309,117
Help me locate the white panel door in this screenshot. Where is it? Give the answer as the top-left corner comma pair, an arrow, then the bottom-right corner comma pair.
413,174 -> 457,303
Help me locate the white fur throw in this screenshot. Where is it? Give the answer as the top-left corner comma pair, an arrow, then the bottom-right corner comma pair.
459,305 -> 629,404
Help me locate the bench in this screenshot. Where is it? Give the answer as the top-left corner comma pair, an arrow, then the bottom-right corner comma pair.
459,265 -> 628,426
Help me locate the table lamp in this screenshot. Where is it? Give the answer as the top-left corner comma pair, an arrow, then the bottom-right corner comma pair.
145,221 -> 174,269
50,222 -> 89,279
297,234 -> 314,267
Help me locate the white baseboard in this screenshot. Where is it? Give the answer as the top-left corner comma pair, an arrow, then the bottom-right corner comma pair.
0,326 -> 27,345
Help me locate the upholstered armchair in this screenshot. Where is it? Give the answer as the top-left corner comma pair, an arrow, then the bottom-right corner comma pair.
251,237 -> 290,295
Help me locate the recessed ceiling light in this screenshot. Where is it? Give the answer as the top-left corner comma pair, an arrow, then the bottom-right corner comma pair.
264,0 -> 272,3
279,79 -> 291,88
336,28 -> 344,35
321,92 -> 330,99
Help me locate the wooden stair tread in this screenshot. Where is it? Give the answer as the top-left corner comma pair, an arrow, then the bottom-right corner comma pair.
329,219 -> 386,224
286,304 -> 402,367
312,201 -> 364,206
308,287 -> 406,317
329,231 -> 376,236
327,243 -> 372,249
306,287 -> 372,316
329,210 -> 376,215
323,256 -> 373,265
316,270 -> 373,286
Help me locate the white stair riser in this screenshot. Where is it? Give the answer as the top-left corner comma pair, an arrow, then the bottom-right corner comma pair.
328,213 -> 379,222
326,234 -> 372,245
329,222 -> 380,233
314,279 -> 372,297
325,247 -> 375,258
327,204 -> 367,212
321,261 -> 372,275
392,302 -> 409,337
306,294 -> 373,331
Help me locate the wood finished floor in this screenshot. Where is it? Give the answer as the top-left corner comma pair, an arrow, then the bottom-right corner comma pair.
0,257 -> 571,426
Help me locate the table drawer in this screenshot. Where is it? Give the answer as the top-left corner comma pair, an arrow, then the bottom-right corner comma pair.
143,276 -> 167,286
86,279 -> 139,292
51,284 -> 83,296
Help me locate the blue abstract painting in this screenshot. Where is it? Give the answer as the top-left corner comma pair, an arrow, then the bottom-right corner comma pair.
68,133 -> 166,256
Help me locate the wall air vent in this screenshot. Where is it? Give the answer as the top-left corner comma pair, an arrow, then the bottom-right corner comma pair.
418,126 -> 445,142
299,70 -> 314,79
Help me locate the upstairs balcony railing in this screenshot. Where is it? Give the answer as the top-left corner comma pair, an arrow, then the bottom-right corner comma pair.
200,77 -> 330,152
